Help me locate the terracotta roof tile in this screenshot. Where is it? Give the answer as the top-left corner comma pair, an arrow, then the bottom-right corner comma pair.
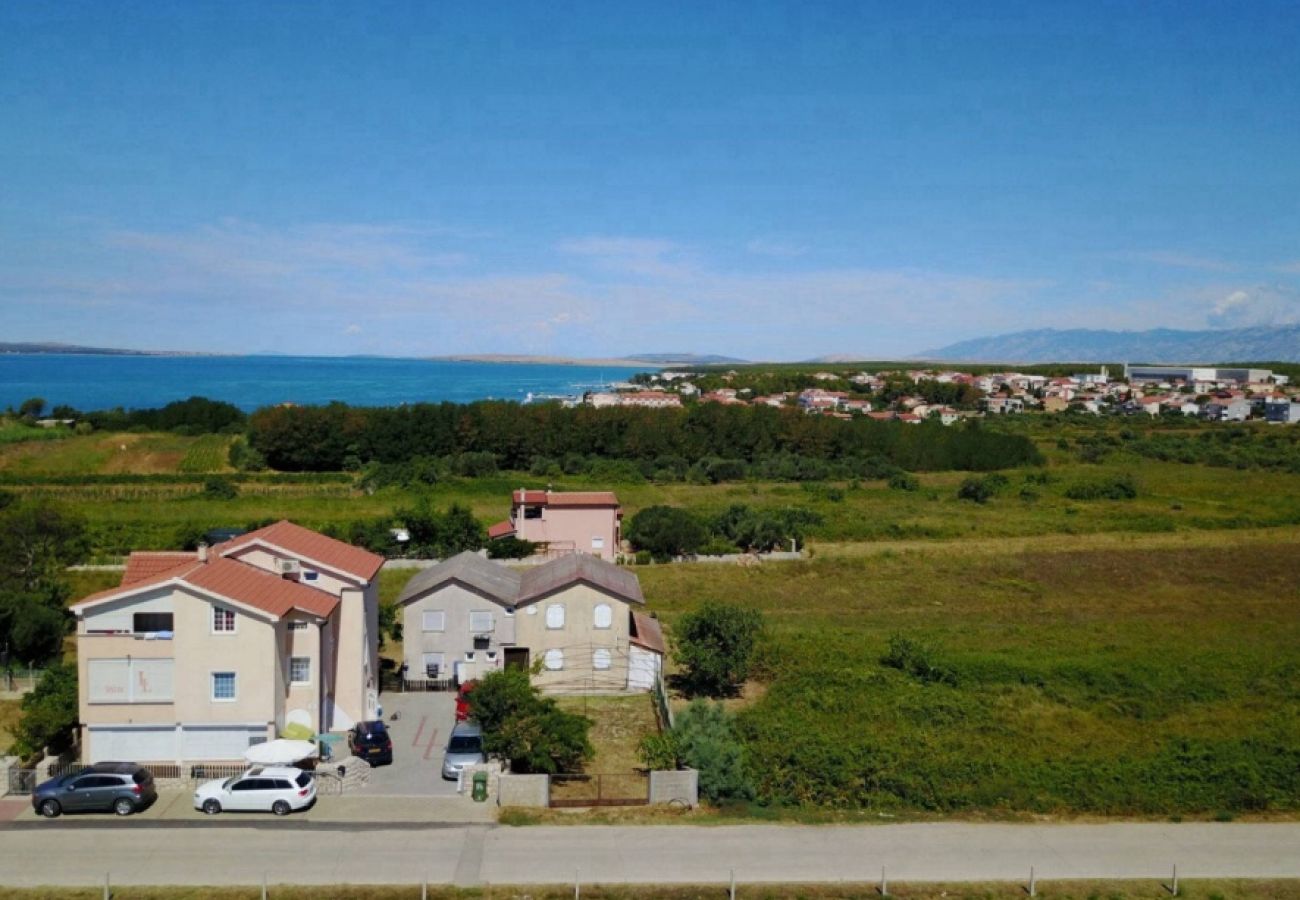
219,520 -> 384,582
487,520 -> 516,539
123,552 -> 198,585
185,557 -> 338,619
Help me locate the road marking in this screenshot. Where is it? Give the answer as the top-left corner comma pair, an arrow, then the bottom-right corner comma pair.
412,715 -> 427,748
422,723 -> 441,761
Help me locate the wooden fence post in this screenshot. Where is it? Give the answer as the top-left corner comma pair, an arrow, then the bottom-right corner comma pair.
729,868 -> 736,900
1171,864 -> 1178,896
880,866 -> 888,896
1029,865 -> 1036,897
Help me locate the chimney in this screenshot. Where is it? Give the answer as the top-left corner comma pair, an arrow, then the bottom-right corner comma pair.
197,542 -> 209,563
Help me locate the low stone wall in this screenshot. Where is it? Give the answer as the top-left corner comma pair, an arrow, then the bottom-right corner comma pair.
497,773 -> 549,808
0,756 -> 20,797
649,768 -> 698,807
461,760 -> 503,797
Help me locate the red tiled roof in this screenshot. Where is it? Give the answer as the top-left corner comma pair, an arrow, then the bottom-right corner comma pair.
74,556 -> 339,620
123,551 -> 197,585
218,520 -> 385,582
487,520 -> 516,539
185,557 -> 338,619
512,490 -> 550,504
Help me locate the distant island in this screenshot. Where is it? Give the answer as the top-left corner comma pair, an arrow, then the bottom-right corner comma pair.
0,341 -> 215,357
919,325 -> 1300,364
430,352 -> 749,367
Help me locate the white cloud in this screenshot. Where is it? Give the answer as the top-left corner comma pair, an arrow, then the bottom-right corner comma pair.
745,238 -> 808,258
1206,284 -> 1300,328
556,236 -> 697,279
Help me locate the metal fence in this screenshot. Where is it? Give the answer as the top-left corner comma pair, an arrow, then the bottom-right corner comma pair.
549,772 -> 649,808
0,667 -> 46,695
652,672 -> 674,730
7,768 -> 36,795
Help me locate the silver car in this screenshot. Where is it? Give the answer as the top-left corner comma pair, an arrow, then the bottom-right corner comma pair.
441,721 -> 485,780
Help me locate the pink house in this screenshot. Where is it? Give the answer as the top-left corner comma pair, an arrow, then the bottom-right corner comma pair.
488,490 -> 623,561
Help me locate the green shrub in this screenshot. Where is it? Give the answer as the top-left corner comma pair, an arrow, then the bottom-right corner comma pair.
202,476 -> 238,500
888,471 -> 919,491
627,505 -> 707,561
11,663 -> 78,758
673,601 -> 764,697
487,536 -> 538,560
468,669 -> 592,774
1064,473 -> 1139,500
881,634 -> 958,686
670,700 -> 754,804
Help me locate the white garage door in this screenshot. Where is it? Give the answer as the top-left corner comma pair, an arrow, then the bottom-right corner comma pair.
181,725 -> 266,761
88,726 -> 176,763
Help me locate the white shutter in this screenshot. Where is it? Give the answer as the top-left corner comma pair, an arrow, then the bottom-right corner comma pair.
88,726 -> 176,763
592,648 -> 611,670
422,610 -> 446,632
593,603 -> 612,629
545,603 -> 565,629
544,648 -> 564,670
469,610 -> 494,632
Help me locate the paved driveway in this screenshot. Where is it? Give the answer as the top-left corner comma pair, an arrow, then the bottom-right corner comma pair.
358,690 -> 460,797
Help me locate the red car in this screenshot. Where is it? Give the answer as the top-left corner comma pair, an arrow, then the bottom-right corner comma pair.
454,680 -> 477,721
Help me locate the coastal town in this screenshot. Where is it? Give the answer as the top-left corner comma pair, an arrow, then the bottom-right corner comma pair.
574,364 -> 1300,424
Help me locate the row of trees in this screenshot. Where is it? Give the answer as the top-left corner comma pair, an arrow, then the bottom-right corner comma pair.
626,504 -> 821,561
248,401 -> 1042,473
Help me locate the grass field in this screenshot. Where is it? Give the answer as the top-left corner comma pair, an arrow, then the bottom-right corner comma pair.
0,881 -> 1298,900
11,424 -> 1300,818
6,431 -> 1300,556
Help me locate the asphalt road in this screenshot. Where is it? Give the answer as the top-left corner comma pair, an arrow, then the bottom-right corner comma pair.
1,822 -> 1299,887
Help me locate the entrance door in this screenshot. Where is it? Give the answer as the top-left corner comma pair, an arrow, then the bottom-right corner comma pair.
504,648 -> 530,671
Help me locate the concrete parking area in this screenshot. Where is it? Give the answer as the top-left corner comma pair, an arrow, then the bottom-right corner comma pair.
357,689 -> 461,797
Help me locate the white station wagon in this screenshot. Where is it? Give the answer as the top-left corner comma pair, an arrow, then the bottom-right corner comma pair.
194,766 -> 316,816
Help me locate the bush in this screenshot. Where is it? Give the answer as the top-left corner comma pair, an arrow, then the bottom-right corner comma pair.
673,602 -> 764,697
1064,473 -> 1139,500
644,700 -> 754,804
888,471 -> 919,491
202,476 -> 239,500
11,663 -> 78,758
487,536 -> 538,560
881,634 -> 958,686
627,506 -> 707,562
468,669 -> 592,774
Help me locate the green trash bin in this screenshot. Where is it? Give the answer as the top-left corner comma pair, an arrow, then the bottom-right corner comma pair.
472,771 -> 488,802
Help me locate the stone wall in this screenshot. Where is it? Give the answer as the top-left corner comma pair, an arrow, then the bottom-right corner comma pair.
649,768 -> 698,807
497,772 -> 549,808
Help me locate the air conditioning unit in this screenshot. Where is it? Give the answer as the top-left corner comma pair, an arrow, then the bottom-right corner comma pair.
276,559 -> 301,575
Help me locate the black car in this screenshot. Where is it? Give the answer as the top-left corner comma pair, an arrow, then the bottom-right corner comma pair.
347,720 -> 393,765
32,762 -> 156,818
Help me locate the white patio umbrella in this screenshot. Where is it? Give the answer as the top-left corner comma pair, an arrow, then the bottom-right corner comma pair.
243,738 -> 319,765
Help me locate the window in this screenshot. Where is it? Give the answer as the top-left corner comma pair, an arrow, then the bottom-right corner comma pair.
421,652 -> 444,678
132,612 -> 173,633
212,607 -> 235,633
288,621 -> 309,631
524,506 -> 543,519
593,648 -> 611,670
469,611 -> 494,633
303,570 -> 319,582
289,657 -> 311,684
545,603 -> 565,629
464,651 -> 476,662
486,650 -> 498,662
592,536 -> 605,550
211,671 -> 236,701
544,648 -> 564,670
422,610 -> 446,632
593,603 -> 612,629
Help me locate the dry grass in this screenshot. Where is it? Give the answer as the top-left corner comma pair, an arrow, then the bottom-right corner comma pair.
0,699 -> 21,753
556,694 -> 659,775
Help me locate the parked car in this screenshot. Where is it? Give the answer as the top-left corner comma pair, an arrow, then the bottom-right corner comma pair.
32,762 -> 156,818
441,721 -> 485,780
194,766 -> 316,816
347,720 -> 393,766
454,680 -> 478,721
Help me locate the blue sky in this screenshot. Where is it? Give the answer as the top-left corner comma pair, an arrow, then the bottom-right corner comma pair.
2,0 -> 1298,359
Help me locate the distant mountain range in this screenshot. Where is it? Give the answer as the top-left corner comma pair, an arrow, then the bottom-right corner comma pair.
626,353 -> 748,365
918,326 -> 1300,364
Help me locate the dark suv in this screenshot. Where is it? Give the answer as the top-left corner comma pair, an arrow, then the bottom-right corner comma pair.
32,762 -> 157,818
347,720 -> 393,766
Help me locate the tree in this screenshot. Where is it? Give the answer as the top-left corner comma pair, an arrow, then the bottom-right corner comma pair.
487,536 -> 539,560
626,506 -> 707,562
202,476 -> 239,500
673,601 -> 764,697
467,669 -> 593,774
10,663 -> 78,758
0,503 -> 89,592
17,397 -> 45,420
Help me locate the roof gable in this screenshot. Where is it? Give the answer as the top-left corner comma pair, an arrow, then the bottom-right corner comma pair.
396,551 -> 522,607
218,520 -> 385,583
517,554 -> 643,606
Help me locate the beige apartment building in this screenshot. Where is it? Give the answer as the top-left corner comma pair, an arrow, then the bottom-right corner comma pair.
70,521 -> 384,764
487,490 -> 622,561
397,552 -> 663,693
